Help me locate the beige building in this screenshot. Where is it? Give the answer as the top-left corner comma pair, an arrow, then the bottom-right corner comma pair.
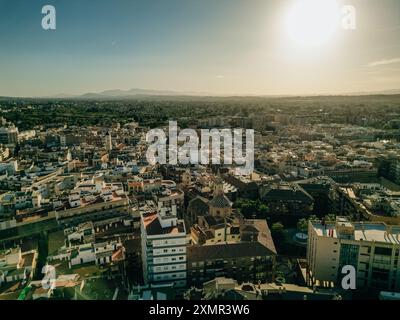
53,192 -> 129,226
307,217 -> 400,292
208,177 -> 232,218
191,215 -> 241,245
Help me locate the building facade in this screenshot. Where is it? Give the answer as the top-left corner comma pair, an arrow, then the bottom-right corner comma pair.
141,204 -> 187,288
307,217 -> 400,292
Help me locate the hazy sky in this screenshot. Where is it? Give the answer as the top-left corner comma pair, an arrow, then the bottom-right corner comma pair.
0,0 -> 399,97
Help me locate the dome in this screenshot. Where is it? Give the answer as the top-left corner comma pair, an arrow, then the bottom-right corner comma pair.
209,194 -> 232,209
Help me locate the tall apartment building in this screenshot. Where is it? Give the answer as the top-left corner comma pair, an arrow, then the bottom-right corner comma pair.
378,156 -> 400,185
0,126 -> 18,145
141,203 -> 187,288
390,159 -> 400,185
105,132 -> 112,151
307,217 -> 400,292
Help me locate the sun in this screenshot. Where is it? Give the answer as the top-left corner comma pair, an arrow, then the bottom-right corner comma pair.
285,0 -> 341,47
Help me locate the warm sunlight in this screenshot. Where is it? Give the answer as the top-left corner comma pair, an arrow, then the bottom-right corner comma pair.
285,0 -> 341,47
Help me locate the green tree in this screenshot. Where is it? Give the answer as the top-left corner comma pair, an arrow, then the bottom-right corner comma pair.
233,198 -> 269,218
272,222 -> 284,232
259,204 -> 268,215
297,218 -> 308,232
308,215 -> 318,222
324,214 -> 336,222
271,222 -> 286,242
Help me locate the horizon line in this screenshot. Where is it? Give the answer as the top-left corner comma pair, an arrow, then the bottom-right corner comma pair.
1,87 -> 400,100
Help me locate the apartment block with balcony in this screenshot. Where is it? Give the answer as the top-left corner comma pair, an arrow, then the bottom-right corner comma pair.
141,203 -> 187,288
307,216 -> 400,292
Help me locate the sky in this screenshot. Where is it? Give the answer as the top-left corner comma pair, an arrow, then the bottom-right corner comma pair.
0,0 -> 399,97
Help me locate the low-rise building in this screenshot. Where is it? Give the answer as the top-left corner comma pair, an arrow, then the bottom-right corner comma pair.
187,219 -> 276,286
0,247 -> 37,287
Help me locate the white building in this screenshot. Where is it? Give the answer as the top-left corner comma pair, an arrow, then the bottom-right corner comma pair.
68,193 -> 81,208
68,241 -> 123,267
308,216 -> 400,292
141,203 -> 187,288
100,188 -> 113,202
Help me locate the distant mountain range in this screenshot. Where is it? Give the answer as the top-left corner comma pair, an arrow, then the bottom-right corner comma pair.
48,88 -> 400,99
1,88 -> 400,100
342,89 -> 400,96
51,88 -> 212,99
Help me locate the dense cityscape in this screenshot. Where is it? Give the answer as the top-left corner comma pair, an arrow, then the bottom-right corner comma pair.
0,95 -> 400,300
1,0 -> 400,314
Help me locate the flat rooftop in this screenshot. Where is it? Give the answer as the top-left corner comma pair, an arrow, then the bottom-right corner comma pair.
142,212 -> 185,236
55,191 -> 126,211
312,221 -> 400,244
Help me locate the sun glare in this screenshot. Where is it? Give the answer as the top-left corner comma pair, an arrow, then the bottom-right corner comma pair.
285,0 -> 341,47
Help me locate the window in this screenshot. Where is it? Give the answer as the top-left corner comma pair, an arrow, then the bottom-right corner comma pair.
339,244 -> 359,272
375,247 -> 392,256
371,267 -> 389,282
360,262 -> 369,270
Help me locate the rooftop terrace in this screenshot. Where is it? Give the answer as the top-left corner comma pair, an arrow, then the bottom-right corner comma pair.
312,218 -> 400,244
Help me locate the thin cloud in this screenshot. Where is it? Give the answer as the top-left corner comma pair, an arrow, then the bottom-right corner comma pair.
368,58 -> 400,67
